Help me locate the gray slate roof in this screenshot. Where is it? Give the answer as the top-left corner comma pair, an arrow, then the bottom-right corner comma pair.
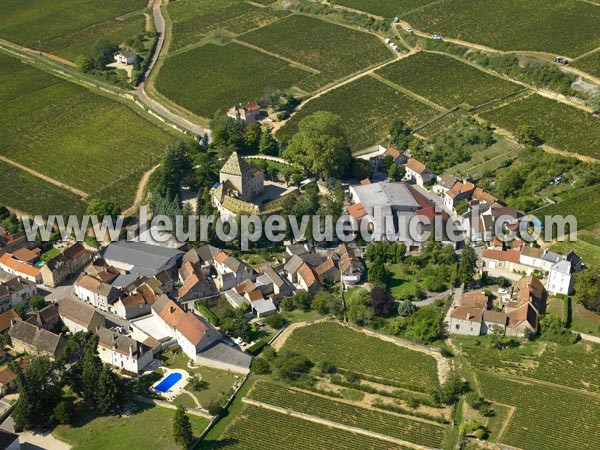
199,340 -> 252,369
103,241 -> 182,277
352,182 -> 420,209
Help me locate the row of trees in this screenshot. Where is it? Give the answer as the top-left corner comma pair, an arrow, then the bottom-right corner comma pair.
13,333 -> 126,431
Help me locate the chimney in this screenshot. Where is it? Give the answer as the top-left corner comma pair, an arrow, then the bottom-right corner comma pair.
169,306 -> 175,314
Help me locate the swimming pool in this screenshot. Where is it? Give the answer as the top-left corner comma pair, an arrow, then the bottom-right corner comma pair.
154,372 -> 183,393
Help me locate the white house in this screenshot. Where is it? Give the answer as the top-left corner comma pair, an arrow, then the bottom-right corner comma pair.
405,158 -> 435,187
151,297 -> 221,360
74,274 -> 119,311
0,276 -> 37,312
449,306 -> 483,336
97,327 -> 153,374
57,297 -> 106,333
114,48 -> 137,65
0,253 -> 41,283
214,252 -> 254,291
547,260 -> 573,296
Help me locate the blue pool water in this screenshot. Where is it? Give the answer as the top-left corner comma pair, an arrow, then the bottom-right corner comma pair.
154,373 -> 183,393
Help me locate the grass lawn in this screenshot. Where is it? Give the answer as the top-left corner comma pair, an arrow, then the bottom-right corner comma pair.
40,247 -> 61,262
443,134 -> 520,178
161,350 -> 239,408
280,309 -> 323,323
53,402 -> 209,450
551,234 -> 600,269
385,263 -> 419,300
570,303 -> 600,336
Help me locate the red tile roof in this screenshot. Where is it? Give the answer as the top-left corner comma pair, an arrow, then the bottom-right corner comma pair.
482,249 -> 521,264
406,158 -> 428,174
0,253 -> 40,278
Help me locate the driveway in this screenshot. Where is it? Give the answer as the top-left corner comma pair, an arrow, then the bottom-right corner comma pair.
1,416 -> 71,450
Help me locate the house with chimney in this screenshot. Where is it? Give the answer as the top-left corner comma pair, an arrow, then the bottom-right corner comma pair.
41,242 -> 94,287
8,321 -> 66,359
57,297 -> 106,333
0,276 -> 37,312
97,327 -> 153,374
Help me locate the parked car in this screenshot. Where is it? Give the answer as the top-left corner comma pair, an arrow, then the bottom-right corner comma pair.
432,34 -> 442,40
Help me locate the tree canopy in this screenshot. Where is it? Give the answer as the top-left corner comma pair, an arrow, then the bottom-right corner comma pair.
283,112 -> 352,179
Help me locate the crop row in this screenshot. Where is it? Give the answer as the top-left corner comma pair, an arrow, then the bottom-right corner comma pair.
0,53 -> 176,211
480,94 -> 600,159
281,322 -> 440,388
0,0 -> 146,49
248,381 -> 445,447
239,14 -> 392,92
405,0 -> 600,57
477,371 -> 600,450
279,76 -> 439,151
376,52 -> 520,108
219,405 -> 412,449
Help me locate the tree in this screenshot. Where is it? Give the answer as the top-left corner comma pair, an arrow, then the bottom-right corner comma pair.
86,199 -> 121,219
251,357 -> 272,375
259,127 -> 279,156
75,54 -> 92,73
13,304 -> 26,317
398,299 -> 417,317
53,399 -> 73,425
346,289 -> 373,326
368,259 -> 388,284
76,337 -> 104,407
311,291 -> 341,316
388,164 -> 405,182
245,122 -> 262,152
28,294 -> 47,311
370,286 -> 395,317
173,406 -> 194,449
351,159 -> 371,180
458,246 -> 477,286
283,112 -> 352,179
515,125 -> 541,146
264,313 -> 287,329
576,267 -> 600,312
294,290 -> 312,312
274,351 -> 313,382
95,366 -> 126,415
13,357 -> 62,430
395,306 -> 441,344
389,118 -> 411,149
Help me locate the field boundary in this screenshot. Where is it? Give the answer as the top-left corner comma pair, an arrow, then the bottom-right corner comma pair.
0,155 -> 88,199
369,72 -> 446,112
242,397 -> 436,450
232,39 -> 321,74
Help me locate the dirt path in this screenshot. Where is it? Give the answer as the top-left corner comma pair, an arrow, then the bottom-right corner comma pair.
123,163 -> 160,215
233,40 -> 321,74
392,20 -> 600,85
0,155 -> 89,199
242,398 -> 435,450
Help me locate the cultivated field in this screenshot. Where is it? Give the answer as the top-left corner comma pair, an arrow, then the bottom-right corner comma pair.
238,14 -> 393,91
217,405 -> 411,449
376,52 -> 521,108
0,53 -> 176,212
248,381 -> 445,447
0,161 -> 87,216
155,42 -> 312,118
476,371 -> 600,450
456,337 -> 600,394
480,94 -> 600,159
0,0 -> 147,59
405,0 -> 600,56
331,0 -> 439,18
279,75 -> 439,151
166,0 -> 289,52
573,51 -> 600,79
539,184 -> 600,235
281,322 -> 440,389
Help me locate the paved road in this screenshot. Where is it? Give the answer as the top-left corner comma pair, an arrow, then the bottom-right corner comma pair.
135,0 -> 209,138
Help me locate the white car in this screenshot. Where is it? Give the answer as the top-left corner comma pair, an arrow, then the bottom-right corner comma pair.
433,34 -> 442,40
498,288 -> 509,295
234,337 -> 244,346
406,28 -> 414,33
